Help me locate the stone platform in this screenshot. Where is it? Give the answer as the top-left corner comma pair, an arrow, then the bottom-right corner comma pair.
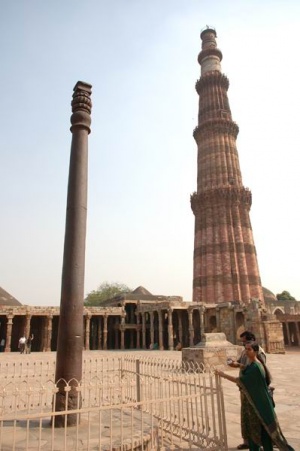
182,332 -> 242,367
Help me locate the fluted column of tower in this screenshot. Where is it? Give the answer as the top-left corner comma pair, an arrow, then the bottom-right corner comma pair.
191,28 -> 264,305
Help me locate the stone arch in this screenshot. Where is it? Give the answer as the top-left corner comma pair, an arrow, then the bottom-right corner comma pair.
273,307 -> 285,316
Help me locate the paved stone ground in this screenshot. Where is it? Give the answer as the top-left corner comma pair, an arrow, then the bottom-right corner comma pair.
0,348 -> 299,450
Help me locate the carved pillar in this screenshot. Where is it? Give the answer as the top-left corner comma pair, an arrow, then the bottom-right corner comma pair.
97,317 -> 102,350
120,315 -> 125,350
136,313 -> 140,349
142,313 -> 146,349
188,309 -> 194,347
103,315 -> 108,350
45,315 -> 53,352
168,309 -> 174,350
199,306 -> 206,341
5,315 -> 13,352
150,311 -> 154,347
25,314 -> 31,338
85,315 -> 91,350
178,311 -> 183,344
158,310 -> 164,350
285,322 -> 291,346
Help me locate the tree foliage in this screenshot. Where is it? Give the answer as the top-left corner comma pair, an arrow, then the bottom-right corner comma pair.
276,290 -> 296,301
84,282 -> 132,306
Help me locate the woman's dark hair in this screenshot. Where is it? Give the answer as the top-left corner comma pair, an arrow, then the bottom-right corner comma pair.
240,331 -> 256,341
250,342 -> 272,385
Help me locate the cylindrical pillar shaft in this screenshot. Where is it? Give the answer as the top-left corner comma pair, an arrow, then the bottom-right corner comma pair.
54,81 -> 92,427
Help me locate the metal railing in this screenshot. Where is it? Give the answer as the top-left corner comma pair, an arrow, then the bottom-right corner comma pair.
0,356 -> 227,450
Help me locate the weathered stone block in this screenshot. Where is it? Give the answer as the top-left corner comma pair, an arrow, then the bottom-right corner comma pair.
182,332 -> 241,367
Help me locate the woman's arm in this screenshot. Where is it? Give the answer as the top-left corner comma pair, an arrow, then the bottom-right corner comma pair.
215,369 -> 238,383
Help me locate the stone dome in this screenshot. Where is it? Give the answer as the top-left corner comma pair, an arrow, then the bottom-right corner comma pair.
0,287 -> 22,306
262,287 -> 277,303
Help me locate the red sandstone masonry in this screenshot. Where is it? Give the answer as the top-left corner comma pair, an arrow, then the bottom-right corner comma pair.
191,29 -> 264,305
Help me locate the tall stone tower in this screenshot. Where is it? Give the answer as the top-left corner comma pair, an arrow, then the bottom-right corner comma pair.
191,28 -> 264,305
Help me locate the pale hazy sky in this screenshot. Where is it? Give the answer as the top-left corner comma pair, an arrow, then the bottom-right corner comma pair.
1,1 -> 300,306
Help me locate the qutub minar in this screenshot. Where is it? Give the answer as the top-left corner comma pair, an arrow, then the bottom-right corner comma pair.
191,27 -> 264,305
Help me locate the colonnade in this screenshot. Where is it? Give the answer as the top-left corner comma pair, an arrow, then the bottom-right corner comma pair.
0,304 -> 207,353
282,320 -> 300,346
0,303 -> 295,353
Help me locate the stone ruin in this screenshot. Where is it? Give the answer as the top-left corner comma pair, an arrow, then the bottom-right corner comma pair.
182,332 -> 242,367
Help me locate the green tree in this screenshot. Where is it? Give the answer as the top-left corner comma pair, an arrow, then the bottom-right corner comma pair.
276,290 -> 296,301
84,282 -> 132,306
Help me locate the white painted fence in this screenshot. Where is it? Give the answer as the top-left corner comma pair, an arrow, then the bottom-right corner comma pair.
0,356 -> 227,450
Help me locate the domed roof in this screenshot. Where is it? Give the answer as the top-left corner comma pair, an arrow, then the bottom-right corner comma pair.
0,287 -> 22,306
131,286 -> 152,296
262,287 -> 277,303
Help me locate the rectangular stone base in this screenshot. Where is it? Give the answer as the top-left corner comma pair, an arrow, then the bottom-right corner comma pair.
182,333 -> 242,367
182,346 -> 241,367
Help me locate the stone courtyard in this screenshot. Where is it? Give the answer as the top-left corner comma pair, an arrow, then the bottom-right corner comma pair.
0,348 -> 299,450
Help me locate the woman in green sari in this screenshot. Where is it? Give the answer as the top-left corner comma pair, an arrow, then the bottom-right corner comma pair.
215,342 -> 294,451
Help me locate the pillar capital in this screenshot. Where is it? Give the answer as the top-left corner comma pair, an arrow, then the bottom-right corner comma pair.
70,81 -> 92,134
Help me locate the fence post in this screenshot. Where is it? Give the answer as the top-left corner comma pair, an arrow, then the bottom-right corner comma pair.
136,359 -> 141,408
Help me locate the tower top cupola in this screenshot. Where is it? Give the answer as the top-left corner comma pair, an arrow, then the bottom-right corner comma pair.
198,26 -> 223,76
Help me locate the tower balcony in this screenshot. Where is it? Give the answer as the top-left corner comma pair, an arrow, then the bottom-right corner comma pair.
190,186 -> 252,213
193,119 -> 239,142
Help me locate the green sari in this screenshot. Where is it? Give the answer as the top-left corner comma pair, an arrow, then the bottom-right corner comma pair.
237,362 -> 294,451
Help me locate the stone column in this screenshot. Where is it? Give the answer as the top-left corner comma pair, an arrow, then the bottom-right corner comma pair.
168,309 -> 174,350
136,313 -> 140,349
25,314 -> 31,339
103,315 -> 108,350
188,309 -> 194,347
97,317 -> 102,350
142,313 -> 146,349
158,310 -> 164,350
285,322 -> 291,346
120,315 -> 125,350
150,311 -> 154,347
178,311 -> 183,344
5,315 -> 13,353
199,306 -> 206,340
85,315 -> 91,350
45,315 -> 53,352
